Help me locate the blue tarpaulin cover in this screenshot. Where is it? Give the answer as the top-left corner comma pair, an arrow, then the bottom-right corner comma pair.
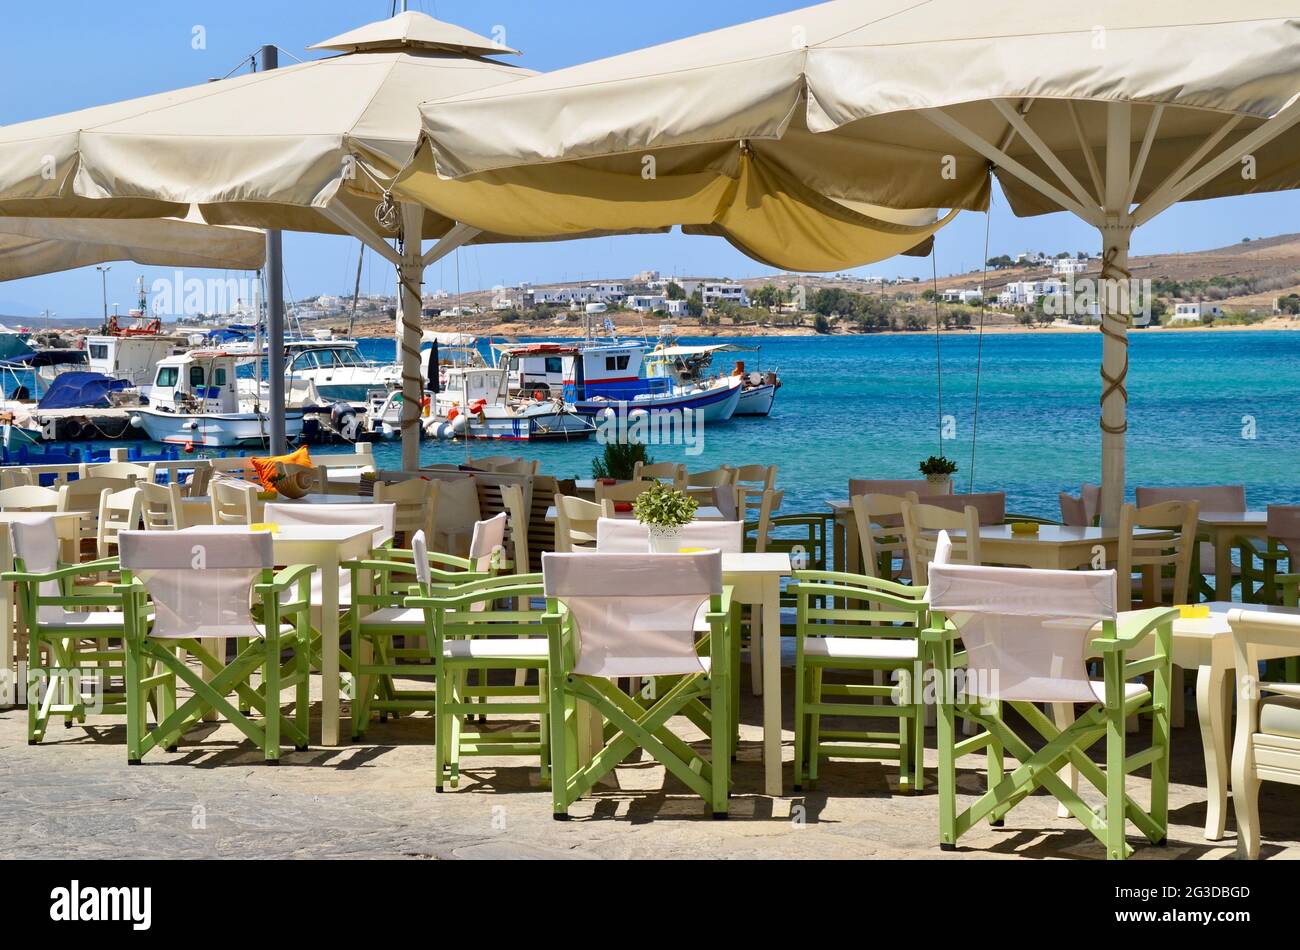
37,372 -> 131,410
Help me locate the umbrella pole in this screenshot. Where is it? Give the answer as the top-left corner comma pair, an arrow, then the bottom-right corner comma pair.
1098,103 -> 1132,530
397,203 -> 426,472
262,44 -> 287,455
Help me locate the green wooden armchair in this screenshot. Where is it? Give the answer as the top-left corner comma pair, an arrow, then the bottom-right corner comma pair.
926,541 -> 1176,859
792,569 -> 929,793
408,573 -> 550,792
542,551 -> 732,819
118,530 -> 314,764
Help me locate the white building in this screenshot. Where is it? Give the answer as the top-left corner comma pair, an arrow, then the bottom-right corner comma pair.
699,282 -> 749,308
632,270 -> 660,282
665,299 -> 689,317
626,294 -> 669,313
588,282 -> 627,303
1053,258 -> 1090,276
535,287 -> 596,306
1170,301 -> 1223,324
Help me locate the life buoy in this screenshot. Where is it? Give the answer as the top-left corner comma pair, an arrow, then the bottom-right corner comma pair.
533,390 -> 545,402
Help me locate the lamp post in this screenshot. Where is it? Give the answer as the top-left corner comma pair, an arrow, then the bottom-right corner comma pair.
96,265 -> 111,329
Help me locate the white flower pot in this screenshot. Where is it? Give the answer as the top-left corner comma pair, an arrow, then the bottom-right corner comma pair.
648,524 -> 682,553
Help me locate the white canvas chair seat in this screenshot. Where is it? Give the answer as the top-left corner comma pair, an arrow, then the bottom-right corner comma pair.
469,512 -> 508,571
802,636 -> 919,661
40,611 -> 128,631
264,502 -> 395,608
543,551 -> 721,678
119,531 -> 275,641
927,538 -> 1119,705
595,517 -> 744,553
11,515 -> 64,623
443,638 -> 550,660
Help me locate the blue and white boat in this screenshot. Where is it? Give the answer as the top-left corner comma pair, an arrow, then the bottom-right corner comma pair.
507,340 -> 742,423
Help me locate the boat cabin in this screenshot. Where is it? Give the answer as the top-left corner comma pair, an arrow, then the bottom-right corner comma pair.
83,334 -> 190,389
510,342 -> 669,402
147,352 -> 242,414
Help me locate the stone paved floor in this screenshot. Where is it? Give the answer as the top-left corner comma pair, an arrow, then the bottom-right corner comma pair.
3,663 -> 1298,860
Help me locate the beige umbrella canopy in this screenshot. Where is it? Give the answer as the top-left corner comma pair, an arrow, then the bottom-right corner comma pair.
0,211 -> 265,281
400,0 -> 1300,525
0,11 -> 537,471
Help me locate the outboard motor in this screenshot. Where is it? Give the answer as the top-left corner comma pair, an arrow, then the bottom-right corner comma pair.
330,402 -> 361,442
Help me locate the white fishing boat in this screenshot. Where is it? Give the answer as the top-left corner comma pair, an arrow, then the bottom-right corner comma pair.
420,356 -> 595,442
129,351 -> 303,448
282,339 -> 400,403
646,336 -> 781,417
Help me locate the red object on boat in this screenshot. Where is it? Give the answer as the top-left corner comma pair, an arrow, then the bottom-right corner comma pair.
614,502 -> 634,513
600,478 -> 617,485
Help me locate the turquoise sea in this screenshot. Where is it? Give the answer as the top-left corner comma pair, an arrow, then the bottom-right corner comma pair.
346,331 -> 1300,517
33,331 -> 1300,518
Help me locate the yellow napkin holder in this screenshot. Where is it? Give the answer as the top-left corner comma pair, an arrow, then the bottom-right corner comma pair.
256,490 -> 279,502
1178,604 -> 1211,620
1010,522 -> 1040,536
678,547 -> 707,554
250,522 -> 280,535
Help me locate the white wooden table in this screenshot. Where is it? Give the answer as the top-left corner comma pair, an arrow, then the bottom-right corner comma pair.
545,505 -> 725,523
177,523 -> 379,746
942,524 -> 1166,570
1148,601 -> 1300,841
1197,511 -> 1268,600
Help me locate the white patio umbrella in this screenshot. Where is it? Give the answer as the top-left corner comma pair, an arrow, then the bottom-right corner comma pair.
397,0 -> 1300,525
0,211 -> 265,280
0,11 -> 533,469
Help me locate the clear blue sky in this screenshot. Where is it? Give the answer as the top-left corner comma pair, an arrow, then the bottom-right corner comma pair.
2,0 -> 1297,318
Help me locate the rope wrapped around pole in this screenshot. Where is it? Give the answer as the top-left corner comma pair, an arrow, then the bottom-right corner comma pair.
1098,244 -> 1131,436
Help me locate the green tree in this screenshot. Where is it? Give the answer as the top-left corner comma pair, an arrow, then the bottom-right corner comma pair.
686,289 -> 704,318
666,281 -> 686,300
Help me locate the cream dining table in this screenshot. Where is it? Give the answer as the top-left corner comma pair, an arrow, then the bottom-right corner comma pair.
176,522 -> 380,746
1196,511 -> 1268,600
544,504 -> 725,523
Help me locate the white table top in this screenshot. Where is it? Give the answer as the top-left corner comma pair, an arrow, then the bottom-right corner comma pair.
722,552 -> 792,575
942,525 -> 1166,545
1197,510 -> 1268,527
545,505 -> 725,523
177,523 -> 378,544
1173,601 -> 1300,638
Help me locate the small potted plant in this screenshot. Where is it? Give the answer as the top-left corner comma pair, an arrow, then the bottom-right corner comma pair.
632,482 -> 698,553
919,455 -> 958,489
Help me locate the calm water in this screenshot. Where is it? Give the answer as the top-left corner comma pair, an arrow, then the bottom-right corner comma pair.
56,331 -> 1300,518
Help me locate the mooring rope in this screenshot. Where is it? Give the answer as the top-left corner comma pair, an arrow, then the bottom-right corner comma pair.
1098,245 -> 1131,436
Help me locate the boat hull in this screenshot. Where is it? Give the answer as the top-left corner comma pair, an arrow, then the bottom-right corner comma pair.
426,409 -> 596,442
734,383 -> 777,417
131,408 -> 304,447
575,377 -> 742,423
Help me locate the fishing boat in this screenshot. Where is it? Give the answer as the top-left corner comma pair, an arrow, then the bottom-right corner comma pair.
282,339 -> 401,403
410,346 -> 594,442
0,324 -> 34,362
128,351 -> 303,448
646,339 -> 781,417
508,340 -> 743,423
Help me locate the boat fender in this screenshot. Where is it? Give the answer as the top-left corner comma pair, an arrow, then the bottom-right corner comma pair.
598,407 -> 616,424
183,440 -> 196,455
748,372 -> 763,387
63,419 -> 83,440
330,402 -> 360,441
129,414 -> 143,429
533,390 -> 545,402
182,420 -> 199,431
451,415 -> 469,435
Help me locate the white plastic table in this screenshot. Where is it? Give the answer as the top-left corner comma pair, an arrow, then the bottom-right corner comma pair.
177,523 -> 379,745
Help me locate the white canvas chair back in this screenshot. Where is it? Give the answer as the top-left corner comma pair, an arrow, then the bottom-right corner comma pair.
11,514 -> 64,623
851,477 -> 950,498
1135,484 -> 1245,512
712,484 -> 738,521
1116,500 -> 1198,611
0,484 -> 60,512
119,530 -> 272,640
901,498 -> 980,586
596,518 -> 744,553
1080,484 -> 1101,524
210,478 -> 259,526
851,493 -> 909,579
1267,505 -> 1300,558
374,478 -> 438,542
410,530 -> 432,587
543,551 -> 722,678
468,512 -> 508,571
138,481 -> 183,530
263,502 -> 395,549
928,553 -> 1118,704
633,461 -> 685,489
97,487 -> 142,558
554,493 -> 611,552
906,491 -> 1005,526
1059,492 -> 1090,526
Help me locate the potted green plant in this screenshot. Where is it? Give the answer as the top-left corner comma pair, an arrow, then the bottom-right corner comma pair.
919,455 -> 958,488
632,482 -> 698,553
